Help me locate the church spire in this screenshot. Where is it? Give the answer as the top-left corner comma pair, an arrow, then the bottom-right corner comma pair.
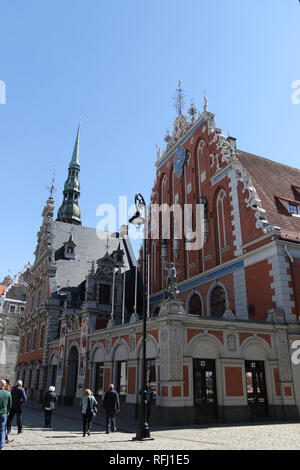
71,118 -> 80,166
56,120 -> 82,225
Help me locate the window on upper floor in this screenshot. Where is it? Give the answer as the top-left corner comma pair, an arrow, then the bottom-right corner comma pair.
99,284 -> 111,304
32,329 -> 37,351
210,286 -> 226,318
188,293 -> 203,316
39,324 -> 45,348
26,332 -> 31,352
288,203 -> 299,215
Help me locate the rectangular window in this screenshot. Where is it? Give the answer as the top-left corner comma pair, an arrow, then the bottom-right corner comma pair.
147,359 -> 156,383
20,335 -> 25,354
32,329 -> 37,351
146,359 -> 157,396
39,324 -> 45,348
99,284 -> 111,304
26,332 -> 31,352
117,361 -> 127,401
288,203 -> 299,215
94,362 -> 104,399
9,305 -> 16,313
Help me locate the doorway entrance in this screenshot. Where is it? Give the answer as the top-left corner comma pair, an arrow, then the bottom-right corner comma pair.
245,360 -> 268,419
64,346 -> 79,405
193,359 -> 217,420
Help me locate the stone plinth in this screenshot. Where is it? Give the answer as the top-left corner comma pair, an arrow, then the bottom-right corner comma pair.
158,298 -> 187,317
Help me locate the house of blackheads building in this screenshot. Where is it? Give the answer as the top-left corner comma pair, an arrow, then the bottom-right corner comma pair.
16,93 -> 300,425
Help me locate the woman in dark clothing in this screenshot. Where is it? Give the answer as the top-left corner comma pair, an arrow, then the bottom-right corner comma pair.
80,389 -> 97,437
42,386 -> 58,428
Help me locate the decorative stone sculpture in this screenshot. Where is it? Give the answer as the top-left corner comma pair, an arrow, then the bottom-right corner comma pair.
164,263 -> 179,299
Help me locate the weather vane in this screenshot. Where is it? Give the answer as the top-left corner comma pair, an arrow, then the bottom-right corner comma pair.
47,165 -> 57,198
173,80 -> 185,116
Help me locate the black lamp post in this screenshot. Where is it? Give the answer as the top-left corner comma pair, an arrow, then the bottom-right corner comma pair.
129,193 -> 154,441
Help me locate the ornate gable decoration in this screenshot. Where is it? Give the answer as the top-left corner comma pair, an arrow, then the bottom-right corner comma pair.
208,129 -> 238,174
236,167 -> 281,235
172,114 -> 192,144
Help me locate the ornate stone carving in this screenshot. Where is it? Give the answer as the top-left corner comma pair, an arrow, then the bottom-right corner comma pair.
236,167 -> 280,235
105,338 -> 112,356
129,334 -> 136,352
169,327 -> 183,380
227,334 -> 237,351
159,328 -> 169,381
275,329 -> 292,382
172,114 -> 192,143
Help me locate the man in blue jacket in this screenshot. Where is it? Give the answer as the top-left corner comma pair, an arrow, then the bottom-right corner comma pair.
6,380 -> 27,435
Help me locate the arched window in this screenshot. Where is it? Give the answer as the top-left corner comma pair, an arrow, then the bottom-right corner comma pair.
210,286 -> 226,318
216,189 -> 228,263
152,305 -> 160,317
188,294 -> 202,316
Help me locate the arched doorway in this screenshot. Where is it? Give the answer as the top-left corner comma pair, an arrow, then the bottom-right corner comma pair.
210,286 -> 226,318
64,346 -> 79,405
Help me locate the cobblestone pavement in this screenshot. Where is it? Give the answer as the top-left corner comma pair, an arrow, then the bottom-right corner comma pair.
2,405 -> 300,451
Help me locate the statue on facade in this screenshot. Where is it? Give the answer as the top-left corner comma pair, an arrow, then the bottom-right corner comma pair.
164,262 -> 179,299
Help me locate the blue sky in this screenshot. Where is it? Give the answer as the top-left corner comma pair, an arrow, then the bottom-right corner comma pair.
0,0 -> 300,281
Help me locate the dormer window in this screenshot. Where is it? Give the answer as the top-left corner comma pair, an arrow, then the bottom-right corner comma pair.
275,196 -> 300,217
63,233 -> 77,259
288,203 -> 299,215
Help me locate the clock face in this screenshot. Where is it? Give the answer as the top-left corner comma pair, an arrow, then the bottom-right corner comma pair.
173,146 -> 186,177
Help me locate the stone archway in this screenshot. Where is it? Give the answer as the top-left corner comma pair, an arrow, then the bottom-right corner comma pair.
64,345 -> 79,405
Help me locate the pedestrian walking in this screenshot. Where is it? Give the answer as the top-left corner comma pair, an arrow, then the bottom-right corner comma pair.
80,389 -> 98,437
6,379 -> 27,436
42,386 -> 58,428
0,379 -> 12,451
102,384 -> 120,434
3,379 -> 14,444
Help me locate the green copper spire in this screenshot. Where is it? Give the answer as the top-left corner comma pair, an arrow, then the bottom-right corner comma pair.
56,121 -> 82,225
71,119 -> 80,166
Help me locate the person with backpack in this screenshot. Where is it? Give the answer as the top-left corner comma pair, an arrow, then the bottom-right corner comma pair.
80,389 -> 97,437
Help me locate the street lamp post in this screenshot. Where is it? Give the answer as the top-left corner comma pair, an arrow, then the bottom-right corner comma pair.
129,193 -> 154,441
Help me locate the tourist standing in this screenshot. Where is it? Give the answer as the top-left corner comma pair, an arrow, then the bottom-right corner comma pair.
0,379 -> 12,451
42,386 -> 58,428
6,379 -> 27,435
4,379 -> 13,444
102,384 -> 120,434
80,389 -> 97,437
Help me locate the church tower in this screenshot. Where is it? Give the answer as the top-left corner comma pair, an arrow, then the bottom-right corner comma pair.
57,121 -> 82,225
